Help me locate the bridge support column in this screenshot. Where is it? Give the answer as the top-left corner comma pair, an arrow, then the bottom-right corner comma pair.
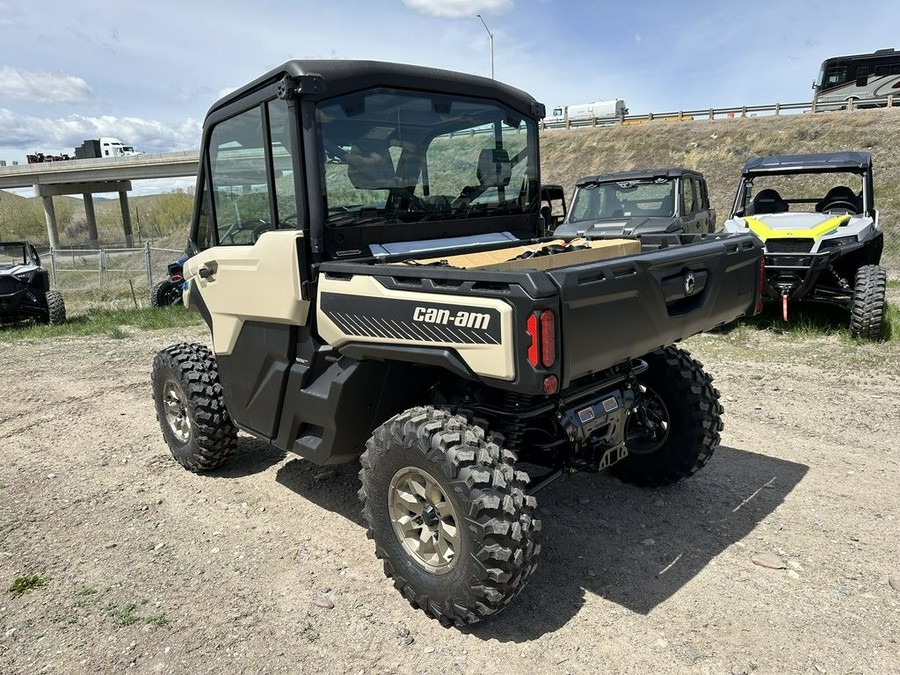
34,180 -> 132,248
118,191 -> 134,247
83,193 -> 100,248
40,194 -> 60,250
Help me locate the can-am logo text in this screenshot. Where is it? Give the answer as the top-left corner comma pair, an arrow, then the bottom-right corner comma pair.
413,306 -> 491,330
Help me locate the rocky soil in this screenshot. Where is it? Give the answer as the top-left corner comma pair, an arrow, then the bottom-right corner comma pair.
1,311 -> 898,674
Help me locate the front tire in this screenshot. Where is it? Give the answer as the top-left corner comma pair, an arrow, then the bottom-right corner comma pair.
611,347 -> 723,487
849,265 -> 886,340
359,406 -> 540,627
44,289 -> 66,325
151,343 -> 237,472
150,279 -> 183,308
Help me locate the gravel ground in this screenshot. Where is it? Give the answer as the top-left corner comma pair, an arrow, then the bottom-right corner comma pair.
1,312 -> 898,675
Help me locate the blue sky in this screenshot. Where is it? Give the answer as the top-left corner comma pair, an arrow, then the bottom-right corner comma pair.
1,0 -> 898,189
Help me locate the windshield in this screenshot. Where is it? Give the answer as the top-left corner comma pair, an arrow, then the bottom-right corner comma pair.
569,179 -> 676,222
0,243 -> 26,265
738,171 -> 867,216
316,88 -> 538,228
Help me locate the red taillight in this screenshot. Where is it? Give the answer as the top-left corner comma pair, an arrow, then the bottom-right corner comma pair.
756,256 -> 766,314
526,310 -> 556,370
542,375 -> 559,395
539,310 -> 555,367
526,314 -> 539,366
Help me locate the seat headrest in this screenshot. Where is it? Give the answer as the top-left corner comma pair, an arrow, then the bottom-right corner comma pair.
477,148 -> 512,188
347,139 -> 400,190
750,188 -> 788,215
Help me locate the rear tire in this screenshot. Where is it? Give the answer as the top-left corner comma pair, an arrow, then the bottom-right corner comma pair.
151,343 -> 237,472
611,347 -> 723,487
45,289 -> 66,325
359,406 -> 540,627
849,265 -> 886,340
150,279 -> 182,308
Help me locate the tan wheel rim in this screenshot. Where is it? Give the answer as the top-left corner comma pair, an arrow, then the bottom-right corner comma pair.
162,379 -> 191,444
388,466 -> 460,575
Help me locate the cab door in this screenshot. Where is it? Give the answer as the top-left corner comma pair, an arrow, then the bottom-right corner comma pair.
185,97 -> 308,438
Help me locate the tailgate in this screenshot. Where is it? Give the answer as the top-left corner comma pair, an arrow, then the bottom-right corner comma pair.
548,234 -> 761,387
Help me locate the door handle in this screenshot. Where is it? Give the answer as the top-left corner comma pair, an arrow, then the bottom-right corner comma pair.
198,266 -> 215,280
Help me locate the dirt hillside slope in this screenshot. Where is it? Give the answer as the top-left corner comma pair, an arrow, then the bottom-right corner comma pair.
541,108 -> 900,273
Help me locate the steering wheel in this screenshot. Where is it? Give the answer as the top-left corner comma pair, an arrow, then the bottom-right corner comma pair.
822,200 -> 858,214
220,219 -> 271,245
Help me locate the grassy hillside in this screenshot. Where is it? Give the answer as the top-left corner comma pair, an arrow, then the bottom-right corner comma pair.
540,107 -> 900,275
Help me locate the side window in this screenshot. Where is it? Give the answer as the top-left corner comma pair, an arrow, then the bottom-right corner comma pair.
699,179 -> 709,209
826,66 -> 847,85
209,107 -> 271,246
681,178 -> 694,214
195,181 -> 215,250
267,99 -> 297,228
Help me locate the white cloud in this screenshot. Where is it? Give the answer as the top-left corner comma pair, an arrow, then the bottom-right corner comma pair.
0,109 -> 202,154
402,0 -> 513,19
0,67 -> 92,103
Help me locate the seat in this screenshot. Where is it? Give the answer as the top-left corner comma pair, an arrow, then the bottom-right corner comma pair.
748,188 -> 789,215
815,185 -> 860,214
476,148 -> 512,188
454,148 -> 512,208
658,193 -> 675,217
346,138 -> 399,190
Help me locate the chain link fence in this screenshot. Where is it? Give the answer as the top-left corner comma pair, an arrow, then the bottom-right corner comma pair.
40,244 -> 184,312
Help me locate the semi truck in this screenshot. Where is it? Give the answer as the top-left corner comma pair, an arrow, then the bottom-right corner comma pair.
74,138 -> 140,159
26,137 -> 141,164
547,99 -> 628,125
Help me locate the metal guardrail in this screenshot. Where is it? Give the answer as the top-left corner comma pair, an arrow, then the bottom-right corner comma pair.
540,95 -> 897,129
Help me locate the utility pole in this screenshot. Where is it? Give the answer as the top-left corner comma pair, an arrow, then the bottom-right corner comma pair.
476,14 -> 494,79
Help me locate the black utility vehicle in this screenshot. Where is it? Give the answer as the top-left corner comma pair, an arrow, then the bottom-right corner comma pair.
0,241 -> 66,325
554,168 -> 715,239
150,254 -> 188,307
723,152 -> 886,339
150,60 -> 763,627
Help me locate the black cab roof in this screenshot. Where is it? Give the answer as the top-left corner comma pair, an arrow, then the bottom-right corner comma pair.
207,59 -> 544,122
574,167 -> 701,187
741,152 -> 872,176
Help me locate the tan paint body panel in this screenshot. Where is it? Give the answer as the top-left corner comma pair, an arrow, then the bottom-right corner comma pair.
184,230 -> 310,356
317,275 -> 516,381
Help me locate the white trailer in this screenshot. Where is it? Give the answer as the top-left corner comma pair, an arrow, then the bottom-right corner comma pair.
548,99 -> 628,124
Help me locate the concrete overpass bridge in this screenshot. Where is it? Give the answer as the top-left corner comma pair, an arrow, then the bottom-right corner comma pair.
0,151 -> 199,248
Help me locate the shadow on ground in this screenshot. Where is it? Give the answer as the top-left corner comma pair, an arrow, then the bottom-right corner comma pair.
266,443 -> 807,640
206,436 -> 287,479
470,445 -> 808,641
274,456 -> 366,527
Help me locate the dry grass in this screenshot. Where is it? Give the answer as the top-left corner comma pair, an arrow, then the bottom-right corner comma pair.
541,108 -> 900,275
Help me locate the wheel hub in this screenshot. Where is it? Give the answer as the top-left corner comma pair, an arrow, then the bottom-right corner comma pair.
626,385 -> 670,454
162,379 -> 191,444
387,466 -> 460,575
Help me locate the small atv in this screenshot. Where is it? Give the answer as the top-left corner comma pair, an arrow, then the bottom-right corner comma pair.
722,152 -> 886,339
0,240 -> 66,325
150,254 -> 189,307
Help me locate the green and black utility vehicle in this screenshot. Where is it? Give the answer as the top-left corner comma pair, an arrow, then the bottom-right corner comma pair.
151,60 -> 763,626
